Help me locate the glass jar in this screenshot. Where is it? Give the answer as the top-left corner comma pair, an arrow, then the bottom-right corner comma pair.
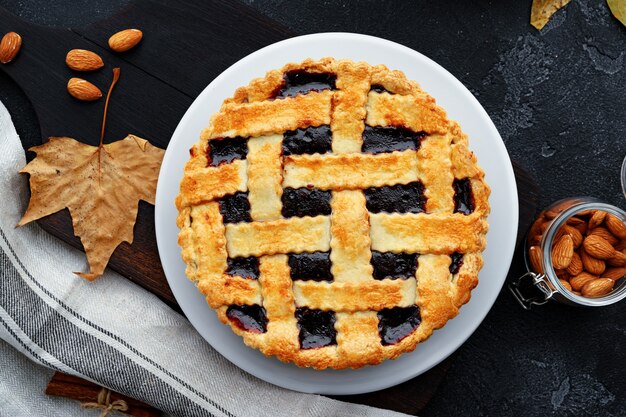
510,197 -> 626,309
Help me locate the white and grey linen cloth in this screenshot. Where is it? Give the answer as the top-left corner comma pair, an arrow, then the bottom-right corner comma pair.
0,101 -> 410,417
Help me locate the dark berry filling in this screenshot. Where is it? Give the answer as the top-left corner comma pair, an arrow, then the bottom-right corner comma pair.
273,70 -> 337,99
219,192 -> 251,223
208,137 -> 248,167
369,84 -> 393,94
371,251 -> 418,280
453,178 -> 474,215
289,252 -> 333,282
295,307 -> 337,349
361,126 -> 427,155
282,125 -> 332,156
378,306 -> 421,345
282,187 -> 331,218
449,252 -> 464,275
226,305 -> 268,333
364,182 -> 426,214
226,257 -> 260,279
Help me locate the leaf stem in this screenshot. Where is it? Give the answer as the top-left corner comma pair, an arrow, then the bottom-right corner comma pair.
100,68 -> 121,148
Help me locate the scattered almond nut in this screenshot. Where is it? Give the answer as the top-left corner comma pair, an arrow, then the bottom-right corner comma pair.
581,278 -> 614,298
108,29 -> 142,53
552,235 -> 574,269
0,31 -> 22,64
67,78 -> 102,101
66,49 -> 104,71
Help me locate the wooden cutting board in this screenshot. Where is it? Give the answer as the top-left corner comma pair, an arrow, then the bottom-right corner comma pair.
0,1 -> 539,414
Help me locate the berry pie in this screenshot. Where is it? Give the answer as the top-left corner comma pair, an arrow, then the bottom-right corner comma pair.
176,58 -> 490,369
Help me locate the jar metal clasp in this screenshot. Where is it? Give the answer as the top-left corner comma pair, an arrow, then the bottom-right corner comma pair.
509,272 -> 555,310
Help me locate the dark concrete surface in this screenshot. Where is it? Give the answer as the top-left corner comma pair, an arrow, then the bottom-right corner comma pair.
0,0 -> 625,416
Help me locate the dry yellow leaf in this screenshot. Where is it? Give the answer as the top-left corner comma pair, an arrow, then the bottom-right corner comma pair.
531,0 -> 572,30
18,68 -> 164,280
19,135 -> 164,280
607,0 -> 626,27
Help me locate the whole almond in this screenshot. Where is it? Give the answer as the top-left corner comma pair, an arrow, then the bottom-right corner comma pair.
566,216 -> 586,227
529,234 -> 542,246
583,235 -> 616,260
529,245 -> 543,274
607,250 -> 626,267
605,214 -> 626,240
67,78 -> 102,101
566,252 -> 583,276
552,235 -> 574,269
0,31 -> 22,64
602,267 -> 626,281
559,279 -> 572,292
573,221 -> 588,236
108,29 -> 142,52
570,272 -> 598,291
577,209 -> 595,217
554,226 -> 567,242
539,221 -> 550,235
588,210 -> 606,229
581,249 -> 606,275
66,49 -> 104,71
555,268 -> 571,281
581,278 -> 614,298
563,224 -> 583,248
544,209 -> 560,220
589,227 -> 619,246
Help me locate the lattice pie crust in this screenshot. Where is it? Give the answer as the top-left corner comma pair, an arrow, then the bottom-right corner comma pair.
176,58 -> 490,369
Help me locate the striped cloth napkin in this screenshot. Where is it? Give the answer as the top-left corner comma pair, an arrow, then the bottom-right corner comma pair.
0,100 -> 409,417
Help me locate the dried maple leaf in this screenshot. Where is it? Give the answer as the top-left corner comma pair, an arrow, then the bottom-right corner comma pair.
608,0 -> 626,27
531,0 -> 571,30
18,69 -> 164,280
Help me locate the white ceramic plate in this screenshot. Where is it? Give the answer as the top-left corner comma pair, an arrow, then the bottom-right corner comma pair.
155,33 -> 518,395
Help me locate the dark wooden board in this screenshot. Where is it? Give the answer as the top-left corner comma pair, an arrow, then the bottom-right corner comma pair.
0,1 -> 540,415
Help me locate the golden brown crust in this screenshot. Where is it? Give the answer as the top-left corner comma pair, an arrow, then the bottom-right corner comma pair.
369,212 -> 488,254
176,58 -> 490,370
224,216 -> 331,257
283,151 -> 419,190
